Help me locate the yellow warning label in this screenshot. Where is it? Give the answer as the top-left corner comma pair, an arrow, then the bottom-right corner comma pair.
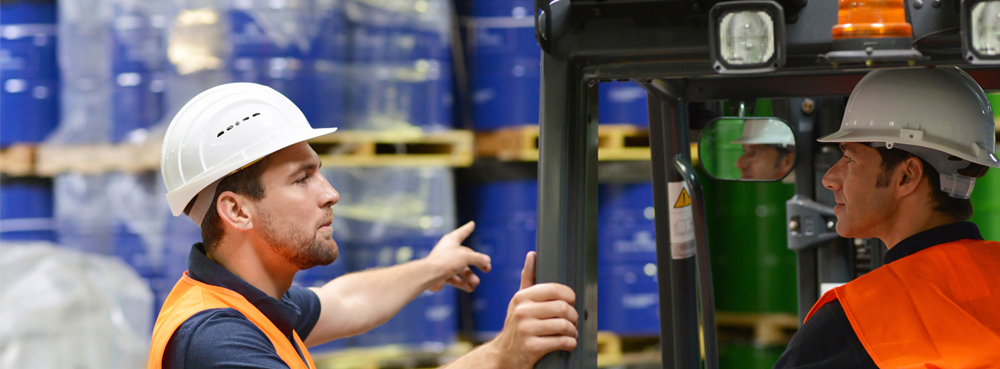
673,188 -> 691,208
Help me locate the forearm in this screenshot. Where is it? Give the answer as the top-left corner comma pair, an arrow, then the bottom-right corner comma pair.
439,341 -> 514,369
316,259 -> 443,334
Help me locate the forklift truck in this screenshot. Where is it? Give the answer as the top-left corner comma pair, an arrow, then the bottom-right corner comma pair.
528,0 -> 1000,368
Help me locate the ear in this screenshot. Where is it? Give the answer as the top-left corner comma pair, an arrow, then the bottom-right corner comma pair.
894,157 -> 924,198
782,151 -> 796,171
216,191 -> 255,232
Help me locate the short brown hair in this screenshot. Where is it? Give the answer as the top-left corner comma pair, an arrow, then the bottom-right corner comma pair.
874,147 -> 989,221
184,157 -> 269,252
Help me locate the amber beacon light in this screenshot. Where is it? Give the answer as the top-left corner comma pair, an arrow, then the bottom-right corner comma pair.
824,0 -> 923,65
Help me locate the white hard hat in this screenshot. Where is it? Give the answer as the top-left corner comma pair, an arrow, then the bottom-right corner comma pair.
818,67 -> 998,198
730,118 -> 795,147
161,82 -> 338,225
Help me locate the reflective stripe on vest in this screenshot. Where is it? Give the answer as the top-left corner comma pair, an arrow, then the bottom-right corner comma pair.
805,239 -> 1000,368
147,272 -> 317,369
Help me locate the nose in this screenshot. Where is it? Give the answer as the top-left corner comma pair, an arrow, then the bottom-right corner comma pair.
736,153 -> 750,170
319,175 -> 339,208
822,158 -> 845,191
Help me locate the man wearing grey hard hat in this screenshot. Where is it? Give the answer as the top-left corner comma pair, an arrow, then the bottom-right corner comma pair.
775,67 -> 1000,368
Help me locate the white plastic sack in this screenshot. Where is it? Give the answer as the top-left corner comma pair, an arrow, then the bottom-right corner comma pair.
0,242 -> 153,369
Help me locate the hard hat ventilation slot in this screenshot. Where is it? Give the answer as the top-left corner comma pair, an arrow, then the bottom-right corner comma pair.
216,112 -> 262,138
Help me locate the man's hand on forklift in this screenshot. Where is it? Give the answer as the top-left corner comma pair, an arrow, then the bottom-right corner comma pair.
491,251 -> 579,368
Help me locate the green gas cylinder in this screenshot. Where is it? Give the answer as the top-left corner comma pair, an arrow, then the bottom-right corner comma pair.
702,100 -> 798,314
971,93 -> 1000,240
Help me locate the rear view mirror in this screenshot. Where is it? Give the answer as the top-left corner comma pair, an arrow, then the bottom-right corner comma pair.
698,117 -> 797,181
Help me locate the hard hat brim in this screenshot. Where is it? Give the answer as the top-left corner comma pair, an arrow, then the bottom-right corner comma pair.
818,129 -> 1000,168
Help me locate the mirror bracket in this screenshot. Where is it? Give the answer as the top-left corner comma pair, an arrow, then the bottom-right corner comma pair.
786,196 -> 840,251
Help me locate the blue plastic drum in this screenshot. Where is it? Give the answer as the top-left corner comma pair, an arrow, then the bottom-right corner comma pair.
112,72 -> 165,142
598,82 -> 649,126
464,0 -> 539,130
467,180 -> 537,338
0,178 -> 56,242
597,262 -> 660,336
0,1 -> 59,145
598,183 -> 657,265
110,11 -> 166,74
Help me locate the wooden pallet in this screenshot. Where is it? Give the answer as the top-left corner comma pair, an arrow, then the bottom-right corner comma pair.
310,129 -> 473,168
0,144 -> 37,177
476,124 -> 651,162
2,130 -> 475,176
313,341 -> 473,369
715,312 -> 799,346
597,332 -> 662,368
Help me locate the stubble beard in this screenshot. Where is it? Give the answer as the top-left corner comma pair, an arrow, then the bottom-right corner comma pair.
258,208 -> 339,270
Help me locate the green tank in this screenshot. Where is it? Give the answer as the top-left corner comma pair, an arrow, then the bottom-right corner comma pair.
701,99 -> 798,314
970,93 -> 1000,241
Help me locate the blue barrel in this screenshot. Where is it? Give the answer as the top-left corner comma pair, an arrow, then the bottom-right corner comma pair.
464,0 -> 539,130
467,180 -> 537,338
598,82 -> 649,126
0,0 -> 59,146
349,235 -> 457,348
345,0 -> 453,131
0,177 -> 56,242
597,262 -> 660,335
112,72 -> 165,142
110,11 -> 166,74
597,183 -> 660,335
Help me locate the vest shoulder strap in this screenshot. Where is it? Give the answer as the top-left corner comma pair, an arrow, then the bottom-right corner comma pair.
148,273 -> 317,369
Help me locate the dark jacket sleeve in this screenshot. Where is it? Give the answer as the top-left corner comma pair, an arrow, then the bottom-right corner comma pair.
773,300 -> 878,369
163,308 -> 292,369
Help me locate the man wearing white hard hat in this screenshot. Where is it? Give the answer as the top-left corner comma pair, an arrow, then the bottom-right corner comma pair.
731,118 -> 796,180
775,68 -> 1000,368
148,83 -> 578,369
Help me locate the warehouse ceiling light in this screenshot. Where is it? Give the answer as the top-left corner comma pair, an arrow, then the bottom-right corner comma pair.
963,0 -> 1000,64
709,1 -> 786,74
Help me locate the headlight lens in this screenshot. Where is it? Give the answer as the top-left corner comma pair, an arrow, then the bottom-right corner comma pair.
719,11 -> 775,66
971,1 -> 1000,56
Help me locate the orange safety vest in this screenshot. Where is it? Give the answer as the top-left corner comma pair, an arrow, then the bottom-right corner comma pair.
805,239 -> 1000,368
147,272 -> 317,369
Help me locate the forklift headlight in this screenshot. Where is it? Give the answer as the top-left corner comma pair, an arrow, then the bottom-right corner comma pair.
963,0 -> 1000,64
709,1 -> 786,74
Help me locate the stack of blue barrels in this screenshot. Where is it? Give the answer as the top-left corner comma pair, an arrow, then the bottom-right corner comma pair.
461,0 -> 537,131
110,4 -> 167,142
345,0 -> 453,131
0,0 -> 59,243
598,183 -> 660,336
466,179 -> 538,339
228,0 -> 344,129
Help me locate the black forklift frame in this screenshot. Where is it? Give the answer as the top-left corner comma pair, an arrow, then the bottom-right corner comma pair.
529,1 -> 1000,368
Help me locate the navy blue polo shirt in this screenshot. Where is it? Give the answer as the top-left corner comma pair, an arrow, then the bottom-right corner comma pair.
162,243 -> 323,369
774,221 -> 985,368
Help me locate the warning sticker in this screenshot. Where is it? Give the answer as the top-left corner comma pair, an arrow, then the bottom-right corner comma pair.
667,181 -> 695,259
673,188 -> 691,208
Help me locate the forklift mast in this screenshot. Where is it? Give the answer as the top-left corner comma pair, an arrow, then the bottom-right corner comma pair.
530,1 -> 1000,368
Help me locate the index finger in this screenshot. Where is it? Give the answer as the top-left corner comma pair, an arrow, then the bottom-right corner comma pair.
516,282 -> 576,306
445,221 -> 476,243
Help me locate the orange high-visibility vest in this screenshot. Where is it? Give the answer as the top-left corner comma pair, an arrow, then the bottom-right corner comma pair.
805,239 -> 1000,368
147,272 -> 316,369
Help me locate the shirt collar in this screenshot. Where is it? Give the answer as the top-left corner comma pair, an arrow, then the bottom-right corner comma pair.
883,221 -> 984,265
187,243 -> 303,337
